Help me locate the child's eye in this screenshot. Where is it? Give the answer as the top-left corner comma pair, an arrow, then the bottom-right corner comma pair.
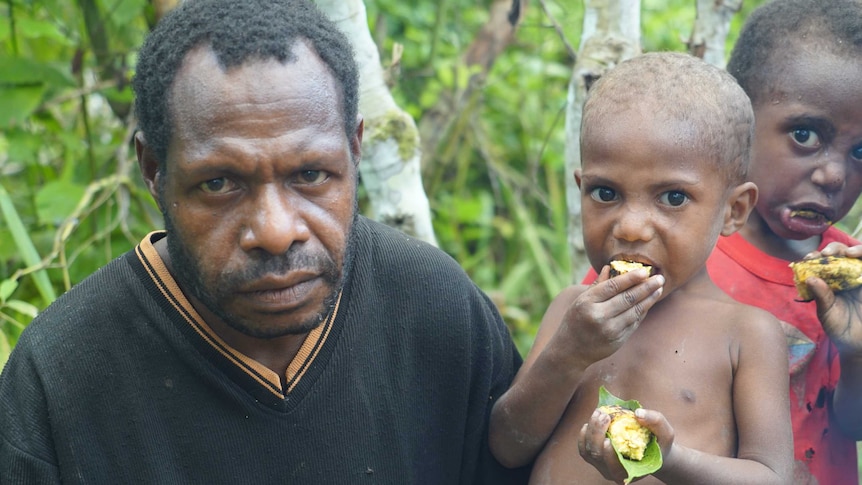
199,177 -> 235,194
659,190 -> 688,207
790,128 -> 821,149
589,187 -> 617,202
851,144 -> 862,162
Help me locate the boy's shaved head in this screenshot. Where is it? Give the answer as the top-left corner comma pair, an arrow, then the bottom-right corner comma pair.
728,0 -> 862,108
581,52 -> 754,185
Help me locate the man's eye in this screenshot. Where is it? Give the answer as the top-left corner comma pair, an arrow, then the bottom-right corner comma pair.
659,191 -> 688,207
790,129 -> 821,149
589,187 -> 617,202
851,144 -> 862,162
200,177 -> 231,194
297,170 -> 328,184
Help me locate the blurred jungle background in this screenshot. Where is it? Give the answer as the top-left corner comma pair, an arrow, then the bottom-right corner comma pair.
3,0 -> 862,387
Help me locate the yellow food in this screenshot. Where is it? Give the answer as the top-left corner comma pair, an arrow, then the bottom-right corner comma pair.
609,260 -> 653,277
598,405 -> 652,461
789,256 -> 862,302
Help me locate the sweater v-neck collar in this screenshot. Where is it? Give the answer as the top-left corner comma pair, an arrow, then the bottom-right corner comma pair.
134,231 -> 339,402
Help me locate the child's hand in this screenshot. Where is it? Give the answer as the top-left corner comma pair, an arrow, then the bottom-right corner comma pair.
578,407 -> 675,483
805,243 -> 862,355
578,408 -> 629,483
561,266 -> 665,366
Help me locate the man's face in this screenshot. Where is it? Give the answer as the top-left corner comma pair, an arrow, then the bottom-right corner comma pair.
153,42 -> 361,338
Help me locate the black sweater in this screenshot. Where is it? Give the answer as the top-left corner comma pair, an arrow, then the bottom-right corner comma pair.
0,217 -> 528,484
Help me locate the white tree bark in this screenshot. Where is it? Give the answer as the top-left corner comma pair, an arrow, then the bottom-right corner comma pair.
315,0 -> 438,246
687,0 -> 743,67
563,0 -> 641,281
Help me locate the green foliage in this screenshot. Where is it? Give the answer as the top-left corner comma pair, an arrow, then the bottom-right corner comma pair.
7,0 -> 862,367
0,0 -> 154,362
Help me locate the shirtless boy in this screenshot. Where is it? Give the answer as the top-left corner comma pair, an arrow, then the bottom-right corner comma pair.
488,52 -> 793,484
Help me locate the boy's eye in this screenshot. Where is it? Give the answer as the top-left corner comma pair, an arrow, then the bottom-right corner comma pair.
200,177 -> 234,194
659,190 -> 688,207
297,170 -> 328,184
790,128 -> 821,149
590,187 -> 617,202
851,144 -> 862,162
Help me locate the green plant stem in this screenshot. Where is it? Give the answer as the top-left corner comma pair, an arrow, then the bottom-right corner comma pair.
0,184 -> 57,306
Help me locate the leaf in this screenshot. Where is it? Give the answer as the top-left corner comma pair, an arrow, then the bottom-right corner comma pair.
105,0 -> 148,27
5,300 -> 39,319
15,18 -> 75,45
35,180 -> 87,226
0,57 -> 75,87
0,330 -> 9,370
0,279 -> 17,302
0,85 -> 45,128
597,386 -> 663,484
0,183 -> 56,305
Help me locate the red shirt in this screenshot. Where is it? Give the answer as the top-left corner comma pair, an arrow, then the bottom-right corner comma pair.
707,229 -> 859,485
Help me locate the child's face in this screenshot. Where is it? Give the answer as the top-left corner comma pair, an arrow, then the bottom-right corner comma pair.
577,106 -> 732,296
747,52 -> 862,242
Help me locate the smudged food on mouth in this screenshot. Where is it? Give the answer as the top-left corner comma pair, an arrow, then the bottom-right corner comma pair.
790,209 -> 833,226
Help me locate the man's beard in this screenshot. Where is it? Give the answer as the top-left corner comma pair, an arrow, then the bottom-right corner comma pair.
163,209 -> 357,339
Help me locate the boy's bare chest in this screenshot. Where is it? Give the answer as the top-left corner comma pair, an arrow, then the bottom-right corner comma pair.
573,313 -> 738,436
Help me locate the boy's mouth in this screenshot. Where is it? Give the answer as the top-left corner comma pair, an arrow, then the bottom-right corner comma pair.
782,207 -> 833,236
789,209 -> 832,226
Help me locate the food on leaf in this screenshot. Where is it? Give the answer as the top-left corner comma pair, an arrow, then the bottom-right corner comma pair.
596,386 -> 662,484
789,256 -> 862,301
609,260 -> 653,277
598,405 -> 652,461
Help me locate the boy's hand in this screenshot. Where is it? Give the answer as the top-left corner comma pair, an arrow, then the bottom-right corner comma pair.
578,407 -> 675,483
806,243 -> 862,355
562,266 -> 665,367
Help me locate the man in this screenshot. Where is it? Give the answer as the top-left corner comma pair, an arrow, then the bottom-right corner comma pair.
0,1 -> 527,483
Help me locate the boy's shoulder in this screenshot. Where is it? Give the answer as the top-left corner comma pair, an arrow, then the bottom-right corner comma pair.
713,289 -> 785,344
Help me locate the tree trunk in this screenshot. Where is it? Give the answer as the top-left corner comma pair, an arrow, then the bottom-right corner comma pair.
315,0 -> 438,245
563,0 -> 641,281
687,0 -> 743,67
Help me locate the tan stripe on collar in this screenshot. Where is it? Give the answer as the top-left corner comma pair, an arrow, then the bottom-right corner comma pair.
135,231 -> 337,397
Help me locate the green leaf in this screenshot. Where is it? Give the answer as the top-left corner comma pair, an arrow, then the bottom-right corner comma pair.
0,330 -> 9,370
35,180 -> 87,226
0,57 -> 75,87
105,0 -> 148,27
0,279 -> 18,302
15,18 -> 75,45
0,279 -> 17,302
0,85 -> 45,128
0,183 -> 56,305
597,386 -> 663,484
5,300 -> 39,319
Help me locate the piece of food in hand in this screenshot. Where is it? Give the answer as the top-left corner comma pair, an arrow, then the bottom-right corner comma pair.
609,260 -> 653,277
597,405 -> 653,461
789,255 -> 862,301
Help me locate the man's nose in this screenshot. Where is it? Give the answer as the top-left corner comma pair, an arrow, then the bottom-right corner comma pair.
239,186 -> 310,255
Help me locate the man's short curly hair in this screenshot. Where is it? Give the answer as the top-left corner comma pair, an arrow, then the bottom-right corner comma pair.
132,0 -> 359,169
727,0 -> 862,107
582,52 -> 754,185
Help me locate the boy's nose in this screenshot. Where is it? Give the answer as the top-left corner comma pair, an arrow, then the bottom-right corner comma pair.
811,155 -> 846,194
239,186 -> 311,255
612,207 -> 654,242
